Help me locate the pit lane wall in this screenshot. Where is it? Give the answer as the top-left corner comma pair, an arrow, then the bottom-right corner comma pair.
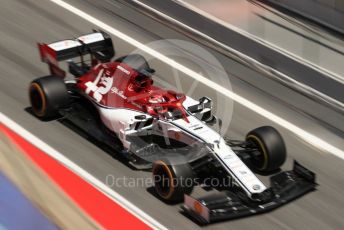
260,0 -> 344,35
127,0 -> 344,111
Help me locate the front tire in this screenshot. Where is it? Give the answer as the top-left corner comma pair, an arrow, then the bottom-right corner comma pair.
29,76 -> 69,119
152,158 -> 194,203
246,126 -> 286,172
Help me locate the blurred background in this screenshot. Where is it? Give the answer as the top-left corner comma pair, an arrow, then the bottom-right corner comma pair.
0,0 -> 343,229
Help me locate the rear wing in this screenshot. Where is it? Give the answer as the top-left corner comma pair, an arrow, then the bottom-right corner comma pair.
38,31 -> 114,77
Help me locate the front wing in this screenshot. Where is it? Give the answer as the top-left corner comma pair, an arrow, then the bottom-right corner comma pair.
181,161 -> 317,224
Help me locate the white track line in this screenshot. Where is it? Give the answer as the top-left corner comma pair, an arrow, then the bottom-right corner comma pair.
132,0 -> 344,111
50,0 -> 344,159
0,113 -> 167,230
176,0 -> 344,85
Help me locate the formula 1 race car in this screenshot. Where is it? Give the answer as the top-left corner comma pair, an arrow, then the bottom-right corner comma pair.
29,31 -> 316,224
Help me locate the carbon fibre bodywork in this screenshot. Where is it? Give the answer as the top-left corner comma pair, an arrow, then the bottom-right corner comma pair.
181,161 -> 316,224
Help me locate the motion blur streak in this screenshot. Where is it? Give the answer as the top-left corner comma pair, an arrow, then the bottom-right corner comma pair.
50,0 -> 344,159
0,112 -> 167,230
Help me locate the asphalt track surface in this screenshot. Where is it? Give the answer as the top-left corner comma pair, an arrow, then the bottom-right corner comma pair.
0,0 -> 343,229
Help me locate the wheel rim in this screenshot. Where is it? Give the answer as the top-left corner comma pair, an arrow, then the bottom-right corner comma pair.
29,83 -> 46,117
153,161 -> 174,199
247,135 -> 268,171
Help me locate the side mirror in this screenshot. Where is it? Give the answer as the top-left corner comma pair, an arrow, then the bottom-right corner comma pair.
188,96 -> 213,113
198,97 -> 212,109
132,116 -> 153,130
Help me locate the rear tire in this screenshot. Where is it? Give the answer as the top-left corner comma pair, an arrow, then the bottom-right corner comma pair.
29,76 -> 69,119
246,126 -> 286,172
152,158 -> 194,203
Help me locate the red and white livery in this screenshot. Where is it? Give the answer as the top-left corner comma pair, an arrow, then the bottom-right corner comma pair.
29,31 -> 316,224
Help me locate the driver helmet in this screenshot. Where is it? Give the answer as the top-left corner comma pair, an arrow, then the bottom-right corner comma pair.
149,94 -> 166,104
